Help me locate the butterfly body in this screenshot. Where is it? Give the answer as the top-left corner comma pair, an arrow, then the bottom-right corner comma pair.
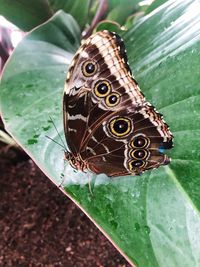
63,31 -> 173,177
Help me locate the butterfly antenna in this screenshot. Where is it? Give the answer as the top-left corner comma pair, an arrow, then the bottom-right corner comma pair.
45,135 -> 66,150
48,116 -> 67,151
58,161 -> 67,188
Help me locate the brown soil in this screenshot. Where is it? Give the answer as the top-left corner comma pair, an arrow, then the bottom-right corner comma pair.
0,144 -> 132,267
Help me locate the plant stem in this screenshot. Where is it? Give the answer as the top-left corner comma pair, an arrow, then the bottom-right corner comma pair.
0,130 -> 18,147
82,0 -> 108,39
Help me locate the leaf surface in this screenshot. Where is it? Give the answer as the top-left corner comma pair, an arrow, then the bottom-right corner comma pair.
0,0 -> 90,30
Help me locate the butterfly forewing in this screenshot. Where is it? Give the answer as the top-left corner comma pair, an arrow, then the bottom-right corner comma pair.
63,30 -> 173,177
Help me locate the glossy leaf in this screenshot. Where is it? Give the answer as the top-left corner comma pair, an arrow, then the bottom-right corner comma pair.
106,0 -> 142,26
95,20 -> 125,34
1,1 -> 200,266
124,11 -> 145,30
106,4 -> 136,25
0,0 -> 90,30
108,0 -> 140,11
0,0 -> 52,31
146,0 -> 167,14
48,0 -> 90,29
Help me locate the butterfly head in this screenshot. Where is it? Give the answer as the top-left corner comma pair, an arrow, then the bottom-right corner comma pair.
65,151 -> 87,172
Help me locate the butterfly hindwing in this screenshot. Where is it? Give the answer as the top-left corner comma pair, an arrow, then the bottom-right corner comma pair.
63,30 -> 173,176
79,104 -> 172,177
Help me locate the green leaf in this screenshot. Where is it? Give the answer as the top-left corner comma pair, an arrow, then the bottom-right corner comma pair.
107,0 -> 142,26
146,0 -> 167,14
95,20 -> 125,34
48,0 -> 90,29
1,1 -> 200,266
0,0 -> 90,31
124,0 -> 200,212
108,0 -> 140,11
106,4 -> 137,25
124,11 -> 145,29
0,0 -> 52,31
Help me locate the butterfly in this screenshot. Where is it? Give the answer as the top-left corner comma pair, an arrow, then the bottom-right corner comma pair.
63,30 -> 173,177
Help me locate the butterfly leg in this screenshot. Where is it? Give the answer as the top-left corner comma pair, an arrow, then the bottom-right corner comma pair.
87,172 -> 95,197
58,159 -> 68,188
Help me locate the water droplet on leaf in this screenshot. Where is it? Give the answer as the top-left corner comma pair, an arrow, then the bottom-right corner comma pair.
144,225 -> 151,234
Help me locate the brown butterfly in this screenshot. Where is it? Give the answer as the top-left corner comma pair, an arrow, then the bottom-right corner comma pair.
63,30 -> 173,177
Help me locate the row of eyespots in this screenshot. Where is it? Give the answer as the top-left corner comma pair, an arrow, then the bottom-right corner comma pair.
128,135 -> 150,171
94,80 -> 120,107
82,60 -> 120,107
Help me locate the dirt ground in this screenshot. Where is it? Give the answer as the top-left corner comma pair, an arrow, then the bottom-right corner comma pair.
0,144 -> 132,267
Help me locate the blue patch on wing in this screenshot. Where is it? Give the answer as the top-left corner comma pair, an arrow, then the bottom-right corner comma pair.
159,147 -> 166,153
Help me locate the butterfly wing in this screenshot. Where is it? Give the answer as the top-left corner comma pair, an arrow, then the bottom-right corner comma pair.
63,30 -> 173,176
81,104 -> 173,177
63,30 -> 144,156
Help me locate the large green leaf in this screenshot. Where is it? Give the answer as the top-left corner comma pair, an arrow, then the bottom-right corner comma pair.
106,0 -> 142,25
0,0 -> 90,30
146,0 -> 167,14
108,0 -> 140,11
0,0 -> 52,31
48,0 -> 90,29
1,1 -> 200,266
